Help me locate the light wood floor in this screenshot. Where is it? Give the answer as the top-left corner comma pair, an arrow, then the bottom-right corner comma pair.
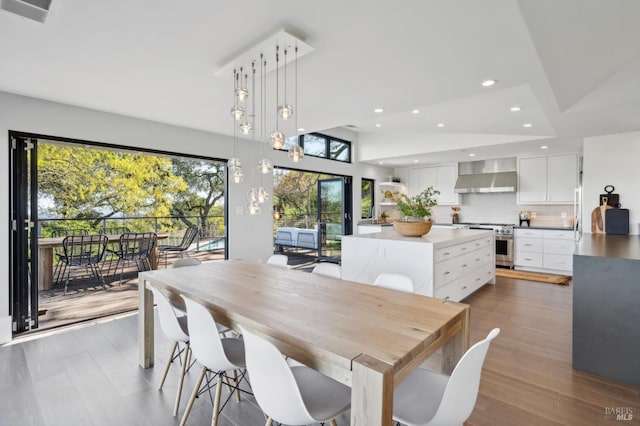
2,277 -> 639,425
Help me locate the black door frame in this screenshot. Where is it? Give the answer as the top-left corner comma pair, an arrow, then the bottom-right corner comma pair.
9,133 -> 38,333
316,176 -> 353,262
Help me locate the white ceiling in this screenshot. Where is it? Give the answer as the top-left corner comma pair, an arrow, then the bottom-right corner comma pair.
1,0 -> 639,166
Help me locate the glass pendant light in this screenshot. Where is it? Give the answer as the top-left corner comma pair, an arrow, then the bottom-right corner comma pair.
257,187 -> 269,204
230,69 -> 245,121
247,200 -> 261,215
238,72 -> 253,135
288,144 -> 304,162
230,168 -> 244,183
270,46 -> 286,149
278,48 -> 294,120
288,47 -> 304,163
228,157 -> 242,170
257,158 -> 272,174
239,121 -> 253,135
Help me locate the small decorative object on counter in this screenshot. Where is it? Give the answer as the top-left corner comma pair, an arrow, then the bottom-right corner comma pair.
394,186 -> 439,236
451,206 -> 460,224
519,211 -> 530,227
379,211 -> 388,223
391,176 -> 401,183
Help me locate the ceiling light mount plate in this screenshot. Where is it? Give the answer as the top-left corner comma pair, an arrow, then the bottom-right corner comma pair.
214,29 -> 314,77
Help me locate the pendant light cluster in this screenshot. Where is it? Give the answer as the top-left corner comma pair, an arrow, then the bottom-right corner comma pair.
228,44 -> 304,214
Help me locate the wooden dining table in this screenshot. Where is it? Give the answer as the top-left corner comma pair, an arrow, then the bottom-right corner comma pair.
38,233 -> 168,290
138,260 -> 470,425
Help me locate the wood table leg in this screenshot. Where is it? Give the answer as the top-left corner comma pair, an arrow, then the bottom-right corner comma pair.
149,241 -> 159,270
350,354 -> 394,426
442,307 -> 470,374
138,275 -> 154,368
38,246 -> 53,290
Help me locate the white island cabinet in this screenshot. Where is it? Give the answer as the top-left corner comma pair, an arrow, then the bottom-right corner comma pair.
342,228 -> 495,301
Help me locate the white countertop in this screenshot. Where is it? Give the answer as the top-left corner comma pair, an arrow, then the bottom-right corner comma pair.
345,227 -> 493,248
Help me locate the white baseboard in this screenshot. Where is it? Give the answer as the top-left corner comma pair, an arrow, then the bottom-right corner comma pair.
0,315 -> 12,344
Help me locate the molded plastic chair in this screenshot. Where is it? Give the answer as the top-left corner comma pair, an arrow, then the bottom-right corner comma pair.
172,257 -> 202,268
312,263 -> 342,279
148,286 -> 190,416
393,328 -> 500,426
266,254 -> 288,268
240,325 -> 351,426
179,296 -> 246,426
374,272 -> 414,293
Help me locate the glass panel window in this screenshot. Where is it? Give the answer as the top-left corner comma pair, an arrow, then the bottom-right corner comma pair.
330,140 -> 350,162
283,135 -> 298,151
361,178 -> 374,218
303,134 -> 327,157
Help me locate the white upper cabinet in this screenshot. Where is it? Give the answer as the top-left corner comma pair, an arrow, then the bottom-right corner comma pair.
518,154 -> 578,204
407,163 -> 459,205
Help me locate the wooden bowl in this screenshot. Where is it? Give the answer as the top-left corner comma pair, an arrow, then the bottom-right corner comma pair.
393,221 -> 433,237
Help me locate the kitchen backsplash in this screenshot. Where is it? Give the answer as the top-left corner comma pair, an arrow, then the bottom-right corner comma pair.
431,192 -> 575,226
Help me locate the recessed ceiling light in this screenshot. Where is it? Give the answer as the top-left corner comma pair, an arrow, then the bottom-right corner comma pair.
413,159 -> 419,163
297,128 -> 306,132
540,145 -> 548,150
378,161 -> 384,164
523,123 -> 532,128
481,79 -> 497,87
373,107 -> 385,113
510,106 -> 522,112
469,153 -> 476,157
375,123 -> 382,127
411,109 -> 420,114
437,123 -> 445,128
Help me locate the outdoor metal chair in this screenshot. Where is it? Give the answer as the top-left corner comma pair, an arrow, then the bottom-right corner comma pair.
52,228 -> 90,286
106,232 -> 158,284
158,225 -> 198,267
58,234 -> 109,294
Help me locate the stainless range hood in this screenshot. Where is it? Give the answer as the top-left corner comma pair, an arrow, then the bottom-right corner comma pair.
454,158 -> 517,193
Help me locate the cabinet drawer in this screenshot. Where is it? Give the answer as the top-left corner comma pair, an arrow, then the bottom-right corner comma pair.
514,228 -> 543,238
434,256 -> 465,288
516,237 -> 543,253
434,245 -> 462,263
460,264 -> 494,300
543,253 -> 573,272
434,280 -> 461,302
543,239 -> 575,255
515,251 -> 543,268
542,230 -> 574,240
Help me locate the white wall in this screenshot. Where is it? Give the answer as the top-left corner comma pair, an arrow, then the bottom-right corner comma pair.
582,131 -> 640,234
0,91 -> 390,343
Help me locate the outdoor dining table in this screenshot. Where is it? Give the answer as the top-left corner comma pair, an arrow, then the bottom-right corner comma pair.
37,233 -> 168,290
138,259 -> 470,425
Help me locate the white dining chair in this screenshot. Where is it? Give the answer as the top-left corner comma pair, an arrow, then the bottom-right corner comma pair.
172,257 -> 201,268
266,254 -> 288,268
239,325 -> 351,426
147,285 -> 191,417
374,272 -> 414,293
393,328 -> 500,426
311,262 -> 342,279
179,295 -> 247,426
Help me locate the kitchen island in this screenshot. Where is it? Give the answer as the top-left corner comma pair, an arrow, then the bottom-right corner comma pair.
573,234 -> 640,387
342,227 -> 495,300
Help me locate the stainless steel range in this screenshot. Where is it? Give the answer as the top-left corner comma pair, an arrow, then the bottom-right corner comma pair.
455,223 -> 514,268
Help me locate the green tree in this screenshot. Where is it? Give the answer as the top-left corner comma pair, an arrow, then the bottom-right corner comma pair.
37,144 -> 187,228
169,159 -> 225,235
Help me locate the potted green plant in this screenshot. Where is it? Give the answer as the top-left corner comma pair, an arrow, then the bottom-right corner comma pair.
393,187 -> 440,236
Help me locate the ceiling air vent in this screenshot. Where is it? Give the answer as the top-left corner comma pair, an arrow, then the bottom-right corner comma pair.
1,0 -> 53,23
